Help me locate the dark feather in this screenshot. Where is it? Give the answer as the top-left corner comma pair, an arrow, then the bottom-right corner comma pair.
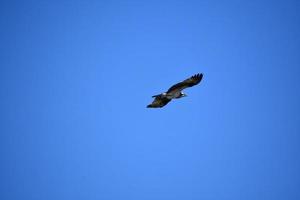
147,95 -> 171,108
167,73 -> 203,93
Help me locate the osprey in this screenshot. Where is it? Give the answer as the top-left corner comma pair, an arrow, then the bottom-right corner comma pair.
147,73 -> 203,108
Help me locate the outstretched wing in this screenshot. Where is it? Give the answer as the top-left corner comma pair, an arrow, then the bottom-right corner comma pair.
167,73 -> 203,93
147,95 -> 171,108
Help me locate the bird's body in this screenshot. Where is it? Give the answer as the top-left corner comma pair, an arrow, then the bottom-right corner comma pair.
147,73 -> 203,108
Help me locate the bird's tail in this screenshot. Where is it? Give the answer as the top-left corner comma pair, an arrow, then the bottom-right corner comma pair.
147,104 -> 154,108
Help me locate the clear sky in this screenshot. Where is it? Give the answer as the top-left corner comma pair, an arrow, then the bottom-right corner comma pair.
1,0 -> 300,199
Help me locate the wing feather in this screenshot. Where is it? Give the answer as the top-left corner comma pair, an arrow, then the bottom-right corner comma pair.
147,95 -> 171,108
167,73 -> 203,93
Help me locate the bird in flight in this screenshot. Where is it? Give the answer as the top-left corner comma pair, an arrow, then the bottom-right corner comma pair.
147,73 -> 203,108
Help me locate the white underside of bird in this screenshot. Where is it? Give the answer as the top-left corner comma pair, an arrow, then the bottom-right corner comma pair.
162,91 -> 186,99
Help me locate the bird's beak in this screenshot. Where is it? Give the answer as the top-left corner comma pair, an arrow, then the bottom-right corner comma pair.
183,94 -> 187,97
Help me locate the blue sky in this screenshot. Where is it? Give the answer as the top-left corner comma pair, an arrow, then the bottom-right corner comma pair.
1,0 -> 300,199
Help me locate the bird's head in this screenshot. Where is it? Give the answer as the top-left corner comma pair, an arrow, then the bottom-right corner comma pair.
180,92 -> 187,97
